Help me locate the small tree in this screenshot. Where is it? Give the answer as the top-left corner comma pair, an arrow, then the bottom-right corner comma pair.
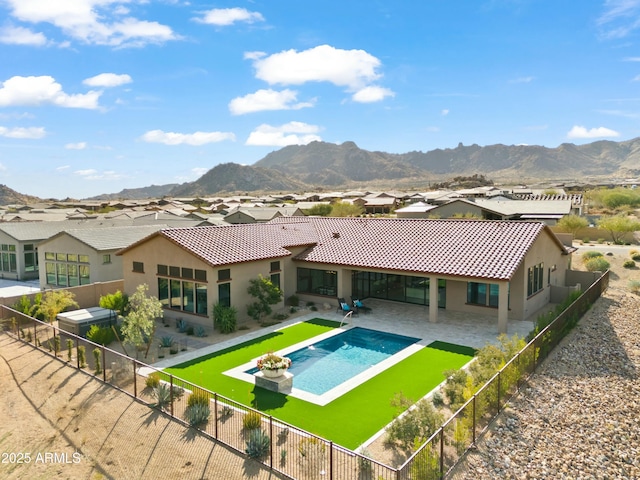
305,204 -> 333,216
32,290 -> 78,324
247,275 -> 283,324
556,214 -> 588,239
120,284 -> 163,358
330,201 -> 364,217
597,214 -> 640,244
99,290 -> 129,316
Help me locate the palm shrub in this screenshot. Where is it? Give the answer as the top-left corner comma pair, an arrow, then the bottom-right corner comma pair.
243,411 -> 262,430
152,383 -> 172,411
184,403 -> 210,427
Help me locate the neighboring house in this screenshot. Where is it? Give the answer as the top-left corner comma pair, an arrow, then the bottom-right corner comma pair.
38,225 -> 169,288
395,202 -> 437,218
117,217 -> 574,334
224,207 -> 304,224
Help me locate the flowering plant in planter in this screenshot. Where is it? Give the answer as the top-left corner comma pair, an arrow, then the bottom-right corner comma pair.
256,352 -> 292,371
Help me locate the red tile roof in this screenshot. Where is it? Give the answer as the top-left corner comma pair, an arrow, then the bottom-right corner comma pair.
120,217 -> 567,280
271,217 -> 565,280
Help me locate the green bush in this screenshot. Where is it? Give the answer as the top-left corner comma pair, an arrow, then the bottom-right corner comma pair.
581,250 -> 603,261
93,347 -> 102,375
213,303 -> 237,334
187,390 -> 210,408
443,369 -> 469,409
245,429 -> 270,459
630,280 -> 640,295
631,253 -> 640,262
385,393 -> 444,450
86,324 -> 115,346
145,372 -> 161,389
77,345 -> 87,368
66,338 -> 73,361
243,411 -> 262,430
288,295 -> 300,307
152,383 -> 171,411
623,259 -> 636,268
584,257 -> 610,272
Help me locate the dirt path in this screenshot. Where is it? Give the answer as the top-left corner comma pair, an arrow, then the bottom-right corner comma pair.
0,334 -> 286,480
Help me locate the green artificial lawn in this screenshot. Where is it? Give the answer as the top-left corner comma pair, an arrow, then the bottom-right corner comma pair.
163,319 -> 474,449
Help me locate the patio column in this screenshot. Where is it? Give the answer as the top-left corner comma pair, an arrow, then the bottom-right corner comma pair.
498,281 -> 509,334
429,276 -> 438,323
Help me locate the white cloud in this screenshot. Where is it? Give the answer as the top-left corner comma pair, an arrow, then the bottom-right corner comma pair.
597,0 -> 640,38
65,142 -> 87,150
73,168 -> 126,180
195,8 -> 264,26
56,165 -> 70,171
246,121 -> 322,147
509,76 -> 534,84
0,126 -> 46,139
74,169 -> 98,176
441,109 -> 450,116
567,125 -> 621,139
140,129 -> 236,146
4,0 -> 178,47
192,167 -> 208,177
0,25 -> 47,45
352,85 -> 395,103
229,89 -> 314,115
249,44 -> 383,90
0,75 -> 102,109
83,73 -> 132,87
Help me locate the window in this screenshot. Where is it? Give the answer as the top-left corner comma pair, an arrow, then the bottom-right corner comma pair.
270,273 -> 280,290
0,244 -> 17,273
467,282 -> 501,307
218,269 -> 231,281
44,251 -> 90,286
79,255 -> 89,263
218,283 -> 231,307
181,267 -> 193,279
79,265 -> 90,285
133,261 -> 144,273
157,268 -> 208,316
296,268 -> 337,296
24,244 -> 37,272
45,252 -> 55,261
169,266 -> 180,277
527,263 -> 544,296
103,254 -> 111,264
270,261 -> 281,272
195,269 -> 207,281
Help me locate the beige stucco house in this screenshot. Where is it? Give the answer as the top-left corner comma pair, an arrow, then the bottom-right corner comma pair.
117,217 -> 575,334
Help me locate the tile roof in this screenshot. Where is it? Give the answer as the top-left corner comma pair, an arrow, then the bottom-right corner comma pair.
271,217 -> 565,280
141,223 -> 319,267
46,225 -> 168,251
121,217 -> 568,280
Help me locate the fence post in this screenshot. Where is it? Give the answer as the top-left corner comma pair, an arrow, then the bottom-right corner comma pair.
497,371 -> 501,413
214,393 -> 218,439
102,346 -> 107,382
133,359 -> 137,398
472,395 -> 476,445
439,428 -> 444,479
33,318 -> 37,347
170,375 -> 174,417
329,441 -> 333,480
269,416 -> 273,470
76,337 -> 80,369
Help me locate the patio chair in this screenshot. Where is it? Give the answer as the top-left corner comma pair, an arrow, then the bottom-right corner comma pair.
337,298 -> 359,316
351,297 -> 372,314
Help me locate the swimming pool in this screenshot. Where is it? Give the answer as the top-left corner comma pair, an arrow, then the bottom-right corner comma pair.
246,327 -> 420,396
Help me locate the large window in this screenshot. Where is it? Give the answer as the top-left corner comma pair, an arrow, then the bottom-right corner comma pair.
218,283 -> 230,307
1,244 -> 17,273
24,244 -> 37,272
467,282 -> 501,307
297,268 -> 337,296
527,263 -> 544,296
352,271 -> 446,307
44,251 -> 91,286
157,264 -> 208,316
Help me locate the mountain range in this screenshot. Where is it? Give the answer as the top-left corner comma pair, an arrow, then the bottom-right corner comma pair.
26,137 -> 640,202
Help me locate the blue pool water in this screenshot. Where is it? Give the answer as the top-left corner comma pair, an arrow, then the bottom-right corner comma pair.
247,327 -> 419,395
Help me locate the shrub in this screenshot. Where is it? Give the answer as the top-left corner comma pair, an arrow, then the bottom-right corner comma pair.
272,313 -> 289,321
385,393 -> 444,450
86,324 -> 115,346
584,257 -> 610,272
629,249 -> 639,257
93,348 -> 102,375
630,280 -> 640,295
213,303 -> 237,334
152,383 -> 171,411
194,325 -> 207,337
631,253 -> 640,262
245,429 -> 270,459
357,448 -> 373,475
145,372 -> 161,389
184,403 -> 210,427
409,442 -> 440,479
187,390 -> 210,408
53,335 -> 60,355
77,345 -> 87,368
66,338 -> 73,361
581,250 -> 603,261
431,390 -> 444,407
298,437 -> 326,475
159,336 -> 174,348
623,259 -> 636,268
288,295 -> 299,307
243,411 -> 262,430
443,369 -> 469,409
176,319 -> 188,333
186,325 -> 194,336
597,238 -> 606,244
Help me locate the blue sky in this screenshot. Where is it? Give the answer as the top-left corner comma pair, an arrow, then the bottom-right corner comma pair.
0,1 -> 639,199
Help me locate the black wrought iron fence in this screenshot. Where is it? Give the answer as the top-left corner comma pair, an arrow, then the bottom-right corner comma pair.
0,269 -> 609,480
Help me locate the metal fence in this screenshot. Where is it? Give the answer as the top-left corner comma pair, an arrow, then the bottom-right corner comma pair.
1,270 -> 608,480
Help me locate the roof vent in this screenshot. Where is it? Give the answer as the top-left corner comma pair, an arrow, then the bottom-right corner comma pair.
333,232 -> 340,238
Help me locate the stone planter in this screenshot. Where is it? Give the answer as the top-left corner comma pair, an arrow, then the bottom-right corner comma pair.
261,368 -> 288,378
